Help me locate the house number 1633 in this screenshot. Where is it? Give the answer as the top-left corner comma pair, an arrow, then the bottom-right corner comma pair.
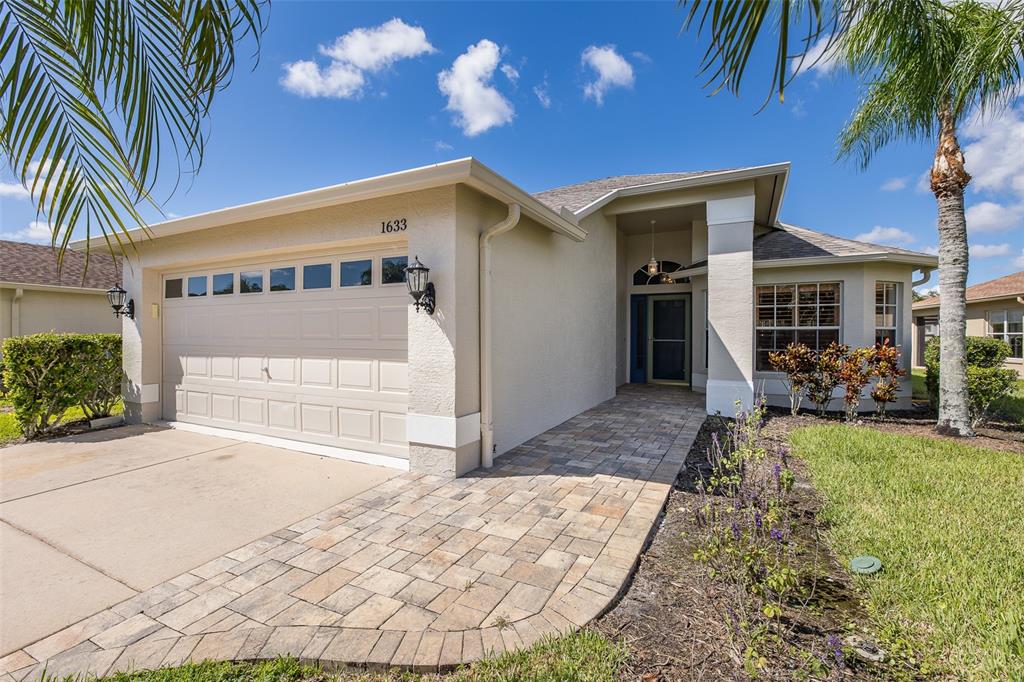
381,218 -> 407,233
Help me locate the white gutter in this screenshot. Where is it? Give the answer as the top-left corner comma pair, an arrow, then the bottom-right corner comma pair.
913,267 -> 934,287
479,203 -> 522,468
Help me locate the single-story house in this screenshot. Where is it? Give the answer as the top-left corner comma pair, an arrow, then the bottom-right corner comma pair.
73,158 -> 937,477
1,239 -> 122,342
912,271 -> 1023,376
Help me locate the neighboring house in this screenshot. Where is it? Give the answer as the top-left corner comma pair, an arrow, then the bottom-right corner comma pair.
912,271 -> 1024,377
0,239 -> 122,343
72,159 -> 937,478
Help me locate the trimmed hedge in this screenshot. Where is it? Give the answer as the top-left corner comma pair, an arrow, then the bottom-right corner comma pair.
1,333 -> 121,438
924,336 -> 1016,426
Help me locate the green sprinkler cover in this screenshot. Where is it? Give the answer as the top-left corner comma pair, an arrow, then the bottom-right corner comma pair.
850,555 -> 882,575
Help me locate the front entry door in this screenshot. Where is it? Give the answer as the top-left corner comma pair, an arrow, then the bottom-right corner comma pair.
647,295 -> 690,384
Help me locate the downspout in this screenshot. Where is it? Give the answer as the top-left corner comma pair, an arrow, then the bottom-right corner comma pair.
11,287 -> 22,336
913,267 -> 933,288
479,203 -> 521,468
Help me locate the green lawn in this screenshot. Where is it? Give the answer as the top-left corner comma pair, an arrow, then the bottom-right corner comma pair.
792,425 -> 1024,680
75,630 -> 624,682
0,399 -> 123,446
910,367 -> 1024,424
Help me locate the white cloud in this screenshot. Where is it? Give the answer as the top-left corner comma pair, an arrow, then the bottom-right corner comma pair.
0,180 -> 29,198
790,99 -> 807,118
631,51 -> 652,63
434,140 -> 453,152
963,103 -> 1024,198
881,177 -> 908,191
0,220 -> 52,243
438,39 -> 514,137
855,225 -> 915,246
0,158 -> 65,200
1015,249 -> 1024,268
970,243 -> 1011,258
966,200 -> 1024,232
281,19 -> 435,99
500,63 -> 519,85
790,36 -> 840,76
916,169 -> 932,193
533,77 -> 551,108
581,45 -> 634,105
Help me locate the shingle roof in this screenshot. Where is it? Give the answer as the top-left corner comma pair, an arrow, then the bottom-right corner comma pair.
755,223 -> 933,261
533,171 -> 725,212
0,240 -> 121,290
914,271 -> 1024,308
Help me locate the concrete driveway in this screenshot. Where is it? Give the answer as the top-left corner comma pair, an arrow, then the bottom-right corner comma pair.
0,425 -> 398,656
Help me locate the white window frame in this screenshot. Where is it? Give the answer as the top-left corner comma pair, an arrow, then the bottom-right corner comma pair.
755,282 -> 842,372
988,309 -> 1023,359
874,281 -> 900,347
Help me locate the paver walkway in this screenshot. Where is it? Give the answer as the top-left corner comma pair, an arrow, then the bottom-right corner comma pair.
0,385 -> 704,678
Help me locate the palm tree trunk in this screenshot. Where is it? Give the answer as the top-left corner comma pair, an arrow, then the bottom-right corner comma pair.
931,105 -> 973,437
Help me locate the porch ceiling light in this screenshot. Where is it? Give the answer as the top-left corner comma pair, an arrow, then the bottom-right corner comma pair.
405,255 -> 435,315
106,285 -> 134,319
646,220 -> 659,275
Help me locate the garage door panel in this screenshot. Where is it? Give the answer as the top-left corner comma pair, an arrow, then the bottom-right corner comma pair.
163,247 -> 408,462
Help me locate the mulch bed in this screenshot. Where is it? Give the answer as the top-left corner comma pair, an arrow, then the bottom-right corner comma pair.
594,412 -> 924,681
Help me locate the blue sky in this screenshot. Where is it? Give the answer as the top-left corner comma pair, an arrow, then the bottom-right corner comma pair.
1,1 -> 1021,287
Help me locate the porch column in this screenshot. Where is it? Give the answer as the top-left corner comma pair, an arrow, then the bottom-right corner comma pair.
122,258 -> 162,423
705,191 -> 755,415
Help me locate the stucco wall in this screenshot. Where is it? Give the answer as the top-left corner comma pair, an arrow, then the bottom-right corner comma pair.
0,287 -> 119,341
488,208 -> 618,456
753,261 -> 917,411
912,297 -> 1024,377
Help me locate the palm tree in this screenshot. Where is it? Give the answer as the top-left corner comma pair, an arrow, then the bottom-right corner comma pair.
683,0 -> 1024,437
0,0 -> 266,263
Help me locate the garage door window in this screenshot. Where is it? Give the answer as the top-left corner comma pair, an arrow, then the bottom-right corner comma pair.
341,259 -> 372,287
303,263 -> 331,289
270,267 -> 295,292
382,256 -> 407,285
187,276 -> 207,297
212,273 -> 234,295
240,271 -> 263,294
165,278 -> 182,299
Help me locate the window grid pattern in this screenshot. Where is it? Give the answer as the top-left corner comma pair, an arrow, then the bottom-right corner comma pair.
875,282 -> 898,346
755,282 -> 841,371
989,309 -> 1023,359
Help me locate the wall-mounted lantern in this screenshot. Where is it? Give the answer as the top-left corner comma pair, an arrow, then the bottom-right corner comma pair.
106,285 -> 134,319
405,255 -> 435,315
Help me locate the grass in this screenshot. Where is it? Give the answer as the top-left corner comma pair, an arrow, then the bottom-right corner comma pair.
792,425 -> 1024,680
910,367 -> 1023,424
0,399 -> 124,446
74,631 -> 625,682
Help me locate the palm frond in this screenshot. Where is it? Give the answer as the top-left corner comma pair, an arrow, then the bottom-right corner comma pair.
946,0 -> 1024,121
0,0 -> 266,269
680,0 -> 852,106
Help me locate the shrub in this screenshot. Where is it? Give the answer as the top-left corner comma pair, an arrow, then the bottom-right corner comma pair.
806,342 -> 848,416
839,347 -> 873,422
768,343 -> 816,415
869,339 -> 906,417
925,336 -> 1016,426
1,333 -> 122,438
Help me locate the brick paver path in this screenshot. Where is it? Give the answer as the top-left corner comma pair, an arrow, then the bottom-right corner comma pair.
1,385 -> 704,678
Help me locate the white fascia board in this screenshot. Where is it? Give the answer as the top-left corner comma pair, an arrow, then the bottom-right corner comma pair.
572,162 -> 792,221
754,252 -> 939,269
0,281 -> 109,295
70,157 -> 585,251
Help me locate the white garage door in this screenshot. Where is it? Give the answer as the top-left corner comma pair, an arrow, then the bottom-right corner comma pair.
161,248 -> 410,463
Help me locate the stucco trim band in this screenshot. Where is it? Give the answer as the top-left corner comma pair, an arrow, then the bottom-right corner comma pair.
406,412 -> 482,449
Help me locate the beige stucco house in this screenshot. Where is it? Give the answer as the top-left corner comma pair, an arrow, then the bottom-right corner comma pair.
912,271 -> 1024,377
73,159 -> 937,477
1,239 -> 121,343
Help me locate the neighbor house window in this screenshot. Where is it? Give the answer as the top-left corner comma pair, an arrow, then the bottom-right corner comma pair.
187,276 -> 207,297
381,256 -> 408,284
165,278 -> 182,299
755,282 -> 841,371
875,282 -> 899,346
340,259 -> 372,287
212,273 -> 233,295
988,310 -> 1023,359
240,271 -> 263,294
270,267 -> 295,291
303,263 -> 331,289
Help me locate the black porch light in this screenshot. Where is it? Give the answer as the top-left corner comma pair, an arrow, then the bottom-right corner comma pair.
106,285 -> 134,319
405,255 -> 435,315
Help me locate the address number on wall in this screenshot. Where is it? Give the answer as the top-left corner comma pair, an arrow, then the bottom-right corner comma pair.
381,218 -> 408,233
